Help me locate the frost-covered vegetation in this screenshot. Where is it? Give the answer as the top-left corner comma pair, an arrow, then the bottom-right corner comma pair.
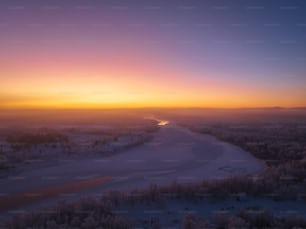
4,197 -> 134,229
0,118 -> 158,171
189,124 -> 306,166
3,180 -> 306,228
175,109 -> 306,198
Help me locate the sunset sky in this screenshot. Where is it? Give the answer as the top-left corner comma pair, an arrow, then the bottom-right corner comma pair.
1,0 -> 306,109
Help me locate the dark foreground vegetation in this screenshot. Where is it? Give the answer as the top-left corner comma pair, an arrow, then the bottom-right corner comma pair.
3,178 -> 306,228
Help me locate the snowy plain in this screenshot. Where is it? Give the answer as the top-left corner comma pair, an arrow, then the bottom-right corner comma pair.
0,122 -> 265,220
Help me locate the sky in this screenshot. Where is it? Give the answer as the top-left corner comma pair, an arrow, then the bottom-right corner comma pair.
0,0 -> 306,109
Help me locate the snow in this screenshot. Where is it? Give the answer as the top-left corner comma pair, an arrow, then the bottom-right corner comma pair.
0,123 -> 264,219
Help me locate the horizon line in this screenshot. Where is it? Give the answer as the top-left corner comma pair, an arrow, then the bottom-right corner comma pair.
1,106 -> 306,111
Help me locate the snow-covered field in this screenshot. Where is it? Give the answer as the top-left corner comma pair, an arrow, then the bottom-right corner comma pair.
0,122 -> 264,220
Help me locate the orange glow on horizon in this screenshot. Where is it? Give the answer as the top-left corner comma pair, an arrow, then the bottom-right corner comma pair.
1,73 -> 306,109
1,45 -> 306,110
